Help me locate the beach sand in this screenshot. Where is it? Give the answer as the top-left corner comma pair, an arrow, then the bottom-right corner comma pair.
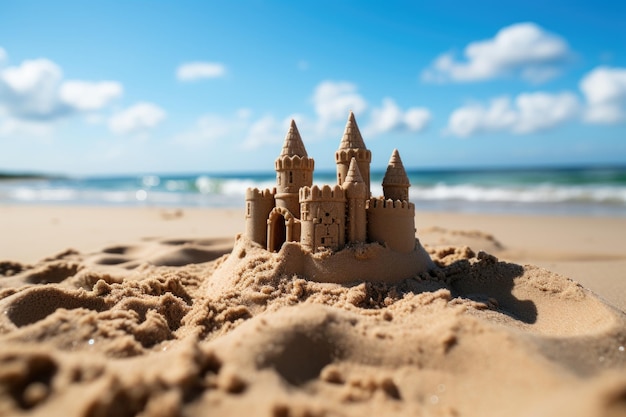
1,205 -> 625,416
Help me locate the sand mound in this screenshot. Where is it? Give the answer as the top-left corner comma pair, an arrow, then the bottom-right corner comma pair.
0,236 -> 625,416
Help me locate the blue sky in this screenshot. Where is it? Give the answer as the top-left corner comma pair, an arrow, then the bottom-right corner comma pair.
0,0 -> 624,175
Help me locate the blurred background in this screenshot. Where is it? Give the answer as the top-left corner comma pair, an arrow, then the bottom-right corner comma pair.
0,0 -> 624,215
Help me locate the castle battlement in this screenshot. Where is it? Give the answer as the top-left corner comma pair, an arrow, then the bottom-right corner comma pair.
335,148 -> 372,162
368,197 -> 415,212
299,184 -> 346,202
246,187 -> 276,200
274,155 -> 315,170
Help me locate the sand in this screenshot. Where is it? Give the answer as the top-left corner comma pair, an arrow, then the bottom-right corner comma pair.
0,205 -> 625,416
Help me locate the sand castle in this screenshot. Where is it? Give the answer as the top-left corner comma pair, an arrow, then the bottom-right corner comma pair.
232,112 -> 434,283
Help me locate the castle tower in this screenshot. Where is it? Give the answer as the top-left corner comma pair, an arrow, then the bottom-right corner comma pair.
245,188 -> 276,247
275,119 -> 314,217
335,112 -> 372,195
342,158 -> 367,244
382,149 -> 410,202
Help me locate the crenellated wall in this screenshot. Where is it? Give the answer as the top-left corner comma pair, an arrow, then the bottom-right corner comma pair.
367,197 -> 416,253
299,185 -> 347,251
245,187 -> 276,247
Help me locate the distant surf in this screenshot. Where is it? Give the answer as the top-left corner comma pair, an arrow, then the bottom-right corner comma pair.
1,166 -> 625,216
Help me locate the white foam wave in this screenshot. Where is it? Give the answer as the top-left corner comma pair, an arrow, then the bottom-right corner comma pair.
412,183 -> 626,204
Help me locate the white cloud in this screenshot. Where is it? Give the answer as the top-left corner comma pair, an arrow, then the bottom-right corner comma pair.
447,92 -> 580,137
59,81 -> 123,111
580,66 -> 626,124
422,22 -> 571,83
108,102 -> 166,134
0,51 -> 125,136
312,81 -> 367,131
365,98 -> 431,136
0,58 -> 67,119
176,62 -> 226,81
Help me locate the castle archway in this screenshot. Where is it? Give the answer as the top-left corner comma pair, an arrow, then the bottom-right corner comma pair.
267,207 -> 296,252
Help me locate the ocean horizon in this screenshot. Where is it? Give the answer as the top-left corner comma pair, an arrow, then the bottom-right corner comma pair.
1,165 -> 625,217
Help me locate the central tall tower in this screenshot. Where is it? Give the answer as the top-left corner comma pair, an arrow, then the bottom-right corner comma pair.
275,120 -> 314,217
335,111 -> 372,195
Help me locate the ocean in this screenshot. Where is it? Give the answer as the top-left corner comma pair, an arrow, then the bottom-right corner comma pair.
1,166 -> 625,217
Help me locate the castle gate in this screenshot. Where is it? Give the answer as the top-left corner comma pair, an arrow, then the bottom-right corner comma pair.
267,207 -> 296,252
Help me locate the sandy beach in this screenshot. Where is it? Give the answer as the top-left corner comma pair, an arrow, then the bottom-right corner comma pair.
2,205 -> 624,309
1,205 -> 625,416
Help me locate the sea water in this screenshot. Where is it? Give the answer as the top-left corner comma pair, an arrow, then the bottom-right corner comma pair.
1,166 -> 625,217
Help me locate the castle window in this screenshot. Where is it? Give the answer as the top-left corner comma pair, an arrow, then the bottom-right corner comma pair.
289,171 -> 293,184
246,202 -> 251,217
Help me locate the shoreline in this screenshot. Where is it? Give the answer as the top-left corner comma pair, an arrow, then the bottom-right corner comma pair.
2,204 -> 624,311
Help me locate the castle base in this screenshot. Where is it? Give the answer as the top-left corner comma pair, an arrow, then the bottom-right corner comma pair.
208,235 -> 435,295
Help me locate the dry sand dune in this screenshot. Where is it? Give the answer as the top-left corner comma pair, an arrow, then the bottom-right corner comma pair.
0,206 -> 625,416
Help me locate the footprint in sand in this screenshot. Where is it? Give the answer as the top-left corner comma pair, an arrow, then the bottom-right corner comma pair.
88,237 -> 234,268
1,287 -> 108,328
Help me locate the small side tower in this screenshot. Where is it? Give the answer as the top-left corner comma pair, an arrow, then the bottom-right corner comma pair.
245,187 -> 276,247
382,149 -> 410,202
368,149 -> 415,253
335,112 -> 372,194
275,120 -> 314,218
342,158 -> 367,244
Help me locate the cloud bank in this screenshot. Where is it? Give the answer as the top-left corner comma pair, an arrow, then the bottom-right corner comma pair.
0,50 -> 125,135
423,22 -> 571,84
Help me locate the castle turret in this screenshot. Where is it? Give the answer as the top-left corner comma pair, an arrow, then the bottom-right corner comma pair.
342,158 -> 367,244
335,112 -> 372,195
245,187 -> 276,247
275,120 -> 314,217
382,149 -> 410,202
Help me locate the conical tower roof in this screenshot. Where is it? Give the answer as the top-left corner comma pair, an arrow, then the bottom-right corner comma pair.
344,157 -> 365,184
382,149 -> 410,186
280,119 -> 308,157
338,111 -> 367,150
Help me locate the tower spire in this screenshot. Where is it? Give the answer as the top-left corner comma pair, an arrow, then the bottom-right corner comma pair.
339,111 -> 367,150
280,119 -> 308,157
344,157 -> 364,185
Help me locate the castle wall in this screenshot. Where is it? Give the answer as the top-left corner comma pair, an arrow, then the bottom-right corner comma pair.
245,188 -> 276,247
299,185 -> 346,252
367,198 -> 416,253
